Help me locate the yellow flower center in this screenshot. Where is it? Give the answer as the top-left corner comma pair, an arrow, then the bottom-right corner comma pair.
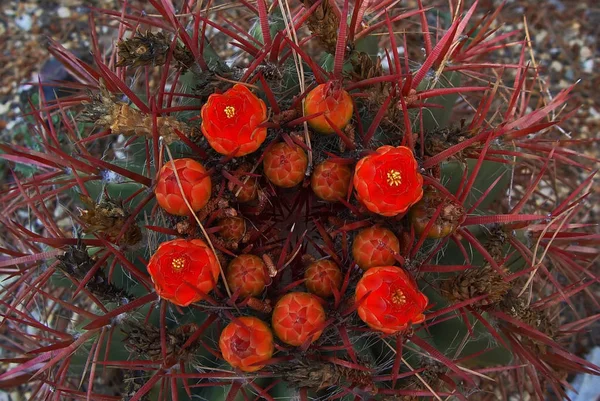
391,289 -> 406,305
224,105 -> 236,119
171,257 -> 186,272
387,169 -> 402,186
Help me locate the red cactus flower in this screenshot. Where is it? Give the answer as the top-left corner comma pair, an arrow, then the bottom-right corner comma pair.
310,160 -> 352,202
355,266 -> 428,334
263,142 -> 308,188
201,84 -> 267,156
216,216 -> 246,242
147,238 -> 220,306
272,292 -> 326,346
353,146 -> 423,216
304,83 -> 353,134
155,158 -> 212,216
352,226 -> 400,270
226,254 -> 268,298
219,316 -> 274,372
304,259 -> 342,298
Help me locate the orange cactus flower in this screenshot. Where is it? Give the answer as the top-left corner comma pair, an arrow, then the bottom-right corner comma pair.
226,254 -> 268,298
147,238 -> 220,307
216,216 -> 247,242
304,83 -> 353,134
353,146 -> 423,216
355,266 -> 428,334
272,292 -> 326,346
201,84 -> 267,157
352,226 -> 400,270
263,142 -> 308,188
155,158 -> 212,216
304,259 -> 342,298
219,316 -> 274,372
310,160 -> 352,202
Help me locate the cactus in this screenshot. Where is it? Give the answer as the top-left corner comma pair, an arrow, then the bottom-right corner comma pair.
0,1 -> 598,400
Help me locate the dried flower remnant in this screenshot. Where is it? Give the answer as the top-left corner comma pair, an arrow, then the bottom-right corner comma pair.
440,265 -> 511,307
116,31 -> 171,68
82,86 -> 188,144
352,226 -> 401,270
355,266 -> 428,334
410,189 -> 465,239
219,316 -> 274,372
57,243 -> 131,306
78,195 -> 142,246
154,158 -> 212,216
302,0 -> 340,54
272,292 -> 326,346
310,160 -> 352,202
304,83 -> 354,134
226,254 -> 268,298
263,142 -> 308,188
116,31 -> 195,70
201,84 -> 267,156
147,238 -> 220,306
353,146 -> 423,216
282,360 -> 375,392
123,321 -> 200,363
304,259 -> 342,298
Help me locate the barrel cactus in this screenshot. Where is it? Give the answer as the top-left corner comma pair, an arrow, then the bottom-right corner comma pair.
0,1 -> 598,400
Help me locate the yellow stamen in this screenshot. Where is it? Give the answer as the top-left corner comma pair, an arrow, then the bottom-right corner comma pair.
387,169 -> 402,186
224,105 -> 236,118
171,257 -> 186,272
391,289 -> 406,305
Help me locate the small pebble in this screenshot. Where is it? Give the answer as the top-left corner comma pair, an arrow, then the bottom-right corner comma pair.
57,7 -> 71,19
15,14 -> 33,31
550,60 -> 563,72
580,46 -> 592,60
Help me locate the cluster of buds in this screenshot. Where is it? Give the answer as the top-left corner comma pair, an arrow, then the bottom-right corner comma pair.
142,78 -> 433,373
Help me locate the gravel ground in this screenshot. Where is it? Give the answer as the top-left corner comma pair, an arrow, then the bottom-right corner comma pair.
0,0 -> 597,151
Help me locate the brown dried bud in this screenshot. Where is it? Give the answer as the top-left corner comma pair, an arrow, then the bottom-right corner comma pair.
116,31 -> 195,70
440,265 -> 511,307
351,52 -> 384,82
424,125 -> 477,161
499,297 -> 558,339
302,0 -> 341,54
381,362 -> 446,401
122,370 -> 150,401
116,31 -> 170,68
485,225 -> 508,264
281,360 -> 375,393
57,242 -> 132,305
409,189 -> 464,239
82,86 -> 189,144
79,195 -> 142,246
123,321 -> 200,364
